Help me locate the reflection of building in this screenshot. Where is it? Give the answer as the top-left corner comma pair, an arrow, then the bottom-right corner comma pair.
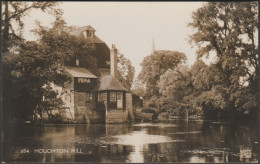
56,26 -> 134,123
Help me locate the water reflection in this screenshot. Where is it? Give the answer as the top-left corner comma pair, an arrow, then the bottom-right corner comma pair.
114,130 -> 184,162
2,120 -> 258,163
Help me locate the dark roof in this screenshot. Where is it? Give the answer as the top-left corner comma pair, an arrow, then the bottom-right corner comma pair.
65,67 -> 97,78
93,75 -> 129,92
71,26 -> 96,35
86,36 -> 105,44
87,68 -> 110,78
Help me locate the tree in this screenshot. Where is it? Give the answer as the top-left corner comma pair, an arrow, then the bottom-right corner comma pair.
158,64 -> 193,115
2,40 -> 68,122
2,2 -> 62,125
189,60 -> 226,113
1,1 -> 62,53
117,53 -> 135,87
2,18 -> 90,123
189,2 -> 258,114
138,50 -> 187,98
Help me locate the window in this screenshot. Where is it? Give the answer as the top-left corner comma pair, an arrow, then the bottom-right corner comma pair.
110,92 -> 116,102
117,92 -> 123,109
86,93 -> 93,101
98,92 -> 107,102
76,59 -> 79,66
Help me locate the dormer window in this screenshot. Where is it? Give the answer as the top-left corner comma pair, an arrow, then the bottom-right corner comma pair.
81,26 -> 96,38
83,30 -> 94,38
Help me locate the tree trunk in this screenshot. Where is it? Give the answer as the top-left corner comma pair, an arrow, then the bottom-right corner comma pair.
2,1 -> 9,53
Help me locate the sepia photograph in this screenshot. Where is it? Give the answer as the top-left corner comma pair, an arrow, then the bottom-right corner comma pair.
1,1 -> 259,163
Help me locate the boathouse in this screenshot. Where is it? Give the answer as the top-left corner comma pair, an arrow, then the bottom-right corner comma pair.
58,26 -> 134,123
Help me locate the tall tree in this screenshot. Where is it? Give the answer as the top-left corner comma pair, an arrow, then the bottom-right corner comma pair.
189,2 -> 258,113
1,1 -> 62,52
138,50 -> 187,98
2,2 -> 62,126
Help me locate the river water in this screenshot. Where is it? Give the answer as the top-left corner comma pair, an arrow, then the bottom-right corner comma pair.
2,119 -> 258,163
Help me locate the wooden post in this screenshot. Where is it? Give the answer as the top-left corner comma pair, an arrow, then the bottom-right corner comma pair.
186,109 -> 188,121
106,91 -> 108,123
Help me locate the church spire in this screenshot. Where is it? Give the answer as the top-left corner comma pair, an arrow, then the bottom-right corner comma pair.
152,37 -> 155,53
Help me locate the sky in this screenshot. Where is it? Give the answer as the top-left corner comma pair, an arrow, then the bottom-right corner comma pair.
23,2 -> 205,78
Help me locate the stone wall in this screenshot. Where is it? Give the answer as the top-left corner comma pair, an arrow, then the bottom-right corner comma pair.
106,109 -> 128,123
74,92 -> 105,123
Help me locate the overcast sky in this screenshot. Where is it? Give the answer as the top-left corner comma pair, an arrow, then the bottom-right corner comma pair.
23,2 -> 205,78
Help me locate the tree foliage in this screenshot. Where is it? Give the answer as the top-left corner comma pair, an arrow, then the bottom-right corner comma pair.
156,64 -> 194,114
138,50 -> 187,98
132,78 -> 146,97
189,2 -> 258,113
140,2 -> 258,119
2,2 -> 62,124
2,18 -> 87,122
117,53 -> 135,88
1,1 -> 62,52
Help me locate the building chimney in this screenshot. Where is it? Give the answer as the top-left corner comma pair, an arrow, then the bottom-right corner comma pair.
110,44 -> 118,77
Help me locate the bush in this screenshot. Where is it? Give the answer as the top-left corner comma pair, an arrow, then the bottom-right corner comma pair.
141,107 -> 159,120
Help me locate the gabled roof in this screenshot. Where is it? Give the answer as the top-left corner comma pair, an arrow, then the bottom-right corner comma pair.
93,75 -> 129,92
65,67 -> 97,78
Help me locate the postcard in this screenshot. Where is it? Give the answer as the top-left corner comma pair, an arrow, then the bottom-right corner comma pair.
1,1 -> 258,163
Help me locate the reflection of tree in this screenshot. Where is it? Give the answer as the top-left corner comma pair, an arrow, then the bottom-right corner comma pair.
143,120 -> 258,162
3,122 -> 258,162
